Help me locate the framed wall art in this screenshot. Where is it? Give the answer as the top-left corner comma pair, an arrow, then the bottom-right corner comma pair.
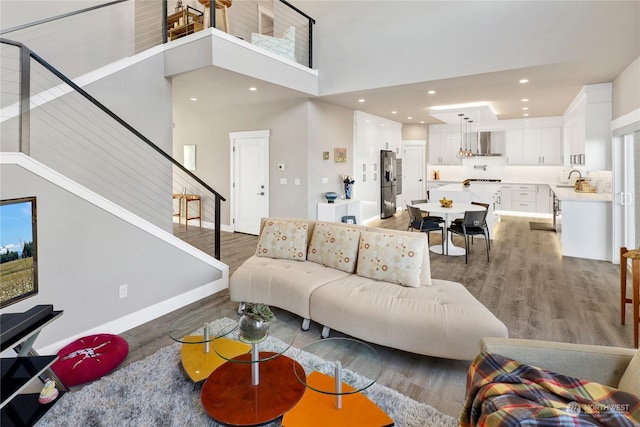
334,148 -> 347,163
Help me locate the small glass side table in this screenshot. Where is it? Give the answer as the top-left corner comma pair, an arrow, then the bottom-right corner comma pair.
200,319 -> 306,426
168,308 -> 247,382
283,337 -> 393,427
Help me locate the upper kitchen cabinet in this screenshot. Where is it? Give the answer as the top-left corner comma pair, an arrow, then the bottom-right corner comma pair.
506,127 -> 561,165
428,127 -> 462,165
563,83 -> 612,170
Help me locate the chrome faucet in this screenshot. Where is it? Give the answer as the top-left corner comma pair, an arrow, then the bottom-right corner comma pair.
568,169 -> 582,180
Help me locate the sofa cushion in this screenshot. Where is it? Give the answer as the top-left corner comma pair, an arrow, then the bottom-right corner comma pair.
309,276 -> 508,360
256,220 -> 309,261
229,255 -> 351,319
618,349 -> 640,395
356,230 -> 424,287
307,222 -> 361,273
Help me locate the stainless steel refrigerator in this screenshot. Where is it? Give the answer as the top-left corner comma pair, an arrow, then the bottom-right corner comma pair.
380,150 -> 397,218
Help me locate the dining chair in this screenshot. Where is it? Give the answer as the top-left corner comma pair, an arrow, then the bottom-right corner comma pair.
447,209 -> 490,263
410,199 -> 444,224
452,202 -> 490,249
406,205 -> 444,253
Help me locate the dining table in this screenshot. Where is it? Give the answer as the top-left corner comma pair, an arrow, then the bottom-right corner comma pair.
412,202 -> 487,256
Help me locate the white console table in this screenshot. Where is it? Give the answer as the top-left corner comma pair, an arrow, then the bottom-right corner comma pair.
317,200 -> 362,224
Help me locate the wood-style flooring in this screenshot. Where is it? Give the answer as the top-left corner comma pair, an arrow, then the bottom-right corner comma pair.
119,213 -> 631,419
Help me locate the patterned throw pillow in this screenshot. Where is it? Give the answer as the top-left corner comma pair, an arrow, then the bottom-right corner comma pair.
356,231 -> 424,287
256,220 -> 308,261
307,222 -> 361,273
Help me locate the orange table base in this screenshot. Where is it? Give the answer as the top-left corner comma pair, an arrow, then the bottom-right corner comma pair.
180,336 -> 250,382
201,352 -> 306,426
282,371 -> 394,427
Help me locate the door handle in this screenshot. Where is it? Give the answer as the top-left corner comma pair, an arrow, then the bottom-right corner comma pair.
257,192 -> 264,196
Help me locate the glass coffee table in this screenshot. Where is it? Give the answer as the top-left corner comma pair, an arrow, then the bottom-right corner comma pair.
282,337 -> 393,427
168,308 -> 249,382
200,318 -> 306,426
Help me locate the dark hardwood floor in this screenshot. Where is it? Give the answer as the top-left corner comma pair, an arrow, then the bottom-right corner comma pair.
118,213 -> 630,419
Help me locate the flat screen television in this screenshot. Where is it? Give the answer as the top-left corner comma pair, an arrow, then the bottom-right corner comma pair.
1,197 -> 38,308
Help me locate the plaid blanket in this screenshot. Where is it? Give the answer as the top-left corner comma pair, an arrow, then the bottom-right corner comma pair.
460,352 -> 640,427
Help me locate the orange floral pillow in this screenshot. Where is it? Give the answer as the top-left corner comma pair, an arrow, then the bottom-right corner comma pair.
256,220 -> 308,261
356,231 -> 424,287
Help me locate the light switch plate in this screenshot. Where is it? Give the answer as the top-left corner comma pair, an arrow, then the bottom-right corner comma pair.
294,178 -> 301,185
322,177 -> 328,184
280,178 -> 288,185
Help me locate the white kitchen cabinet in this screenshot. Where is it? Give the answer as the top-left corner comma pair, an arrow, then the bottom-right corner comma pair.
496,184 -> 511,210
505,130 -> 524,164
536,184 -> 553,214
510,128 -> 562,165
511,184 -> 537,213
428,131 -> 461,165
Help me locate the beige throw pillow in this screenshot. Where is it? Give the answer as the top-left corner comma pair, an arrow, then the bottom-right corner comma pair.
256,220 -> 308,261
356,231 -> 424,287
618,350 -> 640,396
307,222 -> 361,273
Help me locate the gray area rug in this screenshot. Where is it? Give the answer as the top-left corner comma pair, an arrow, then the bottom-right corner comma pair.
37,319 -> 459,427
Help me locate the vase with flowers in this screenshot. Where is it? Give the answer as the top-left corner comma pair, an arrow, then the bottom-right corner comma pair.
341,175 -> 355,199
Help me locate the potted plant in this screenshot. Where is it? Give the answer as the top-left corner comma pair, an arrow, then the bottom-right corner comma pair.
239,303 -> 276,343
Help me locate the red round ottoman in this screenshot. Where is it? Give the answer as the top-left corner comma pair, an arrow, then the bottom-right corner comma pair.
51,334 -> 129,387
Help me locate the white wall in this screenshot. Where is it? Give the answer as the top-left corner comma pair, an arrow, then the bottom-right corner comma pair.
0,156 -> 225,352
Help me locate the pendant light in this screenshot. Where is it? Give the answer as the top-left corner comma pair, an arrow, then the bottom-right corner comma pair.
457,113 -> 464,158
463,117 -> 470,157
466,120 -> 474,157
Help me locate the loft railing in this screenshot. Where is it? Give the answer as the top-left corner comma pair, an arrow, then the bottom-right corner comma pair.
162,0 -> 316,68
1,0 -> 316,71
0,38 -> 225,259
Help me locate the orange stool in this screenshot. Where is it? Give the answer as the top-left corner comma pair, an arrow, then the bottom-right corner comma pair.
620,247 -> 640,348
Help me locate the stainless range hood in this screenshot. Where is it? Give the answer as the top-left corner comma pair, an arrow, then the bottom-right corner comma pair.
473,132 -> 502,156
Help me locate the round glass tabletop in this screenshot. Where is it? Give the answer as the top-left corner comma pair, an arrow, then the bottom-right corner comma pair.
167,307 -> 240,344
292,337 -> 382,395
213,318 -> 297,363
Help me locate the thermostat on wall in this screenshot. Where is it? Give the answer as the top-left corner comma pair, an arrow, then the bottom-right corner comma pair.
277,164 -> 285,171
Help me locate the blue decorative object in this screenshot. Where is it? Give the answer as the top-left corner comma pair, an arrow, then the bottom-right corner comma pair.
325,192 -> 338,203
344,183 -> 352,199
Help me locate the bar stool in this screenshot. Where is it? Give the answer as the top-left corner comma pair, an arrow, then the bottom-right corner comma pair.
172,193 -> 183,224
184,194 -> 202,229
620,247 -> 640,348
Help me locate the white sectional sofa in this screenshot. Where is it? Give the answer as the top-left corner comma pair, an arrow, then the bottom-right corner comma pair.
230,217 -> 508,361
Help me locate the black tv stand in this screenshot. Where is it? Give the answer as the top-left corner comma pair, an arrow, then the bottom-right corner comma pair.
1,305 -> 65,426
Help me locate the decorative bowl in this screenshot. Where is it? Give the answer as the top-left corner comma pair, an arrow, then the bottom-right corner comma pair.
440,198 -> 453,208
325,192 -> 338,203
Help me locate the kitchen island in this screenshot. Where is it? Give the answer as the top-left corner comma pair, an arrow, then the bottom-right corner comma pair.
429,183 -> 501,232
550,184 -> 612,261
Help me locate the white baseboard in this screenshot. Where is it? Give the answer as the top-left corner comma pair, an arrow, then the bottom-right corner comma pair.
36,278 -> 228,355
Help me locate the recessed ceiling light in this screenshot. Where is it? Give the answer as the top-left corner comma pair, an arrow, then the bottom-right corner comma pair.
522,107 -> 529,110
519,79 -> 529,84
407,116 -> 412,120
358,99 -> 365,103
420,121 -> 425,124
521,98 -> 529,102
523,113 -> 529,117
249,87 -> 257,91
190,97 -> 198,101
391,111 -> 397,114
427,90 -> 436,95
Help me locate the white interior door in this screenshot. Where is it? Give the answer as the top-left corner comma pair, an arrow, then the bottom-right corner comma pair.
402,141 -> 426,207
230,130 -> 269,235
612,131 -> 636,263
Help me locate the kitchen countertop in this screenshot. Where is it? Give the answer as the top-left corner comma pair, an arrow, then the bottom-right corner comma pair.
430,183 -> 502,194
549,184 -> 612,202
